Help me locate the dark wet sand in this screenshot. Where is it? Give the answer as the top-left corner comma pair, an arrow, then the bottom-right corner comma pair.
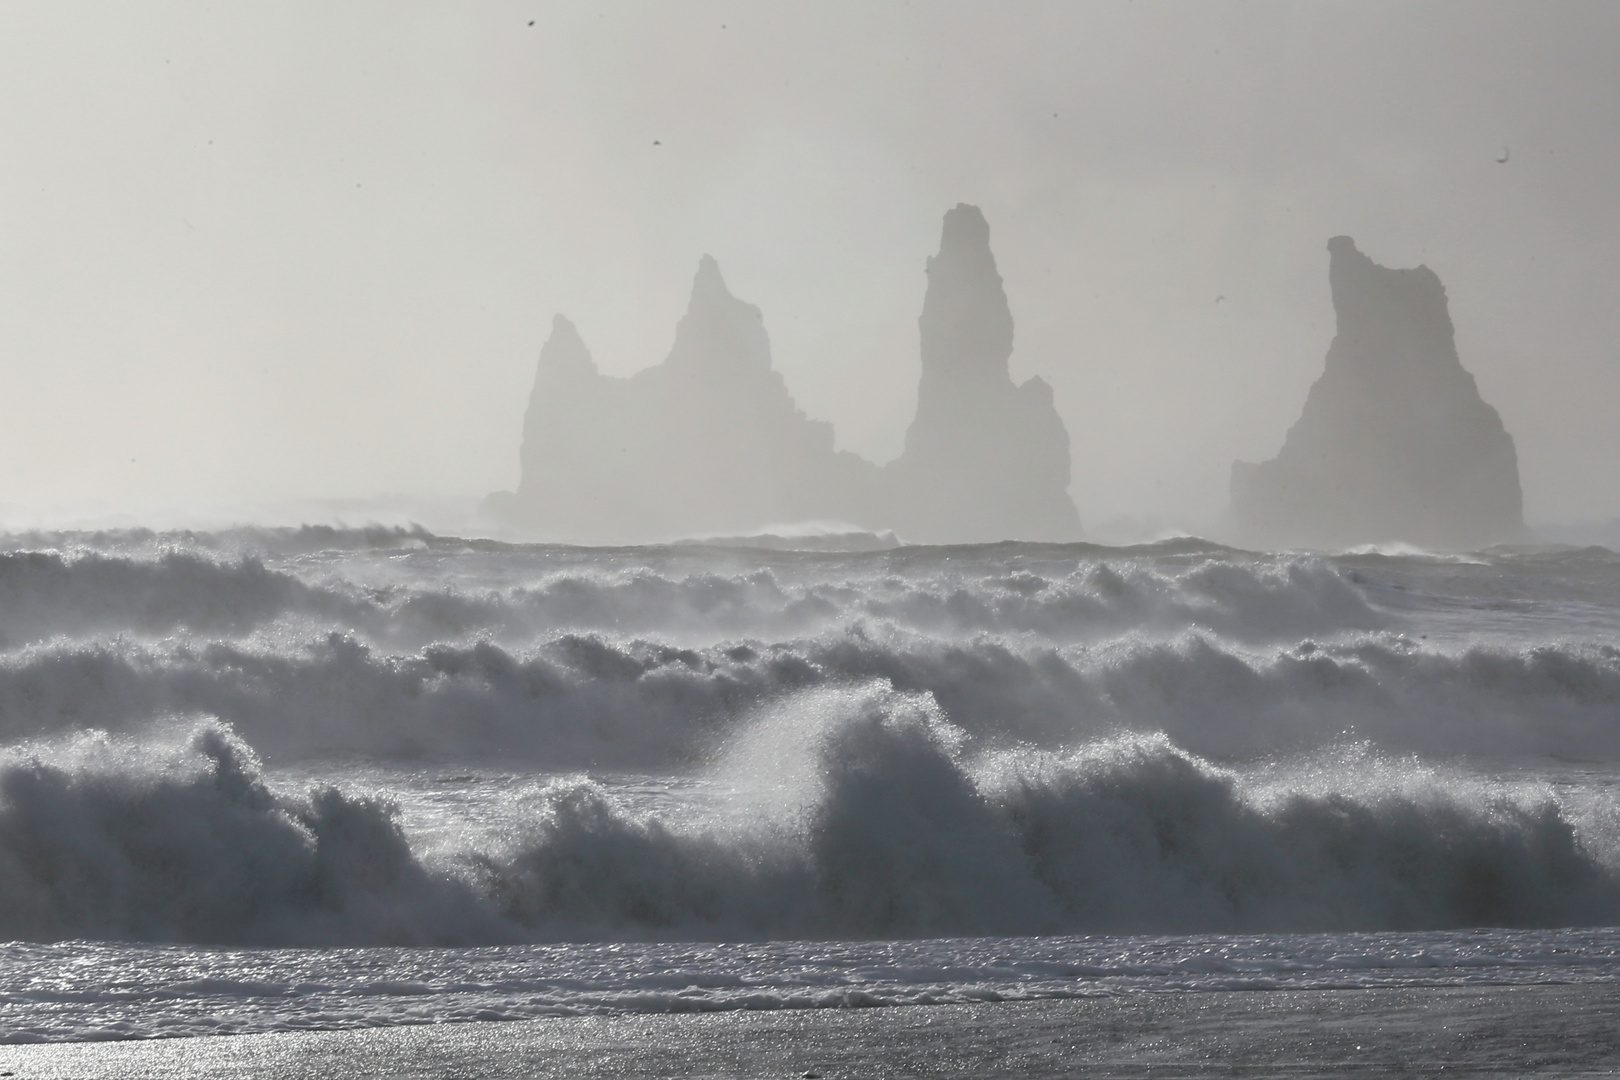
4,984 -> 1620,1079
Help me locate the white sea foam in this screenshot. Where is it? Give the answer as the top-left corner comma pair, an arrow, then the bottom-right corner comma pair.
0,689 -> 1614,948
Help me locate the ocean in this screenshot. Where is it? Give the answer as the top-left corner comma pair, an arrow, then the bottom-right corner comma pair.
1,527 -> 1618,1070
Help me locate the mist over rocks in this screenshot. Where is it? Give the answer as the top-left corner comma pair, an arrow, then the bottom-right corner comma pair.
1231,236 -> 1523,551
484,206 -> 1080,544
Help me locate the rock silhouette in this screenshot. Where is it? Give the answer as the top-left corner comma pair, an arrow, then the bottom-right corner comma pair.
486,206 -> 1080,544
484,257 -> 879,542
886,204 -> 1080,543
1231,236 -> 1523,550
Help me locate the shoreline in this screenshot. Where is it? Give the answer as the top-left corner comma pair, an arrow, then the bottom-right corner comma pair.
4,984 -> 1620,1079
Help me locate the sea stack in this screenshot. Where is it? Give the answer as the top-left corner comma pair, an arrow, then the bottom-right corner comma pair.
488,256 -> 879,543
1231,236 -> 1523,550
485,205 -> 1081,544
479,311 -> 610,538
885,204 -> 1081,543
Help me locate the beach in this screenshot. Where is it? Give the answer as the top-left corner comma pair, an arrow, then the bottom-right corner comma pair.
5,984 -> 1620,1079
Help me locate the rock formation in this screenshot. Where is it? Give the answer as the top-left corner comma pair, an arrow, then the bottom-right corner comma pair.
486,257 -> 879,543
884,204 -> 1081,543
485,206 -> 1081,544
1231,236 -> 1523,550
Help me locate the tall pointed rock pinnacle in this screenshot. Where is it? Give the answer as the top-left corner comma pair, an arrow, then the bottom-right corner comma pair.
888,204 -> 1081,543
495,313 -> 611,531
1231,236 -> 1523,549
917,204 -> 1015,389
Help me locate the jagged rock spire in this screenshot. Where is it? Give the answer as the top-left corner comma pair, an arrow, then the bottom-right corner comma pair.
917,204 -> 1015,389
887,204 -> 1081,543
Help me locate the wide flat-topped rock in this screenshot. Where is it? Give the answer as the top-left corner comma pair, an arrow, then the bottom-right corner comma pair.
1231,236 -> 1523,550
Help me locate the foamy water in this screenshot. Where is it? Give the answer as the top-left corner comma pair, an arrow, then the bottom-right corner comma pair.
1,527 -> 1618,1041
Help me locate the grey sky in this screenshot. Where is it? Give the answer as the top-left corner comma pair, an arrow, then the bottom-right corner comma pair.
2,1 -> 1616,531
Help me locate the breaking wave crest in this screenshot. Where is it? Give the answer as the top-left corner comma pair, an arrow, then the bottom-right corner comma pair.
0,542 -> 1384,650
1,631 -> 1617,764
0,550 -> 360,648
0,726 -> 504,945
1,688 -> 1615,946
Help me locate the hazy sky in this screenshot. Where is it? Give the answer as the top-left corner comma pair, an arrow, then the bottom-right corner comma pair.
2,1 -> 1616,531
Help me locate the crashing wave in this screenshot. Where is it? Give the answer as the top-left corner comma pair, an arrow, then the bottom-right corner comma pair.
0,543 -> 1386,651
1,628 -> 1618,764
0,690 -> 1614,946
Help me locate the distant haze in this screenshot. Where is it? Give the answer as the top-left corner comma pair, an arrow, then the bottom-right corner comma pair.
1,2 -> 1616,535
